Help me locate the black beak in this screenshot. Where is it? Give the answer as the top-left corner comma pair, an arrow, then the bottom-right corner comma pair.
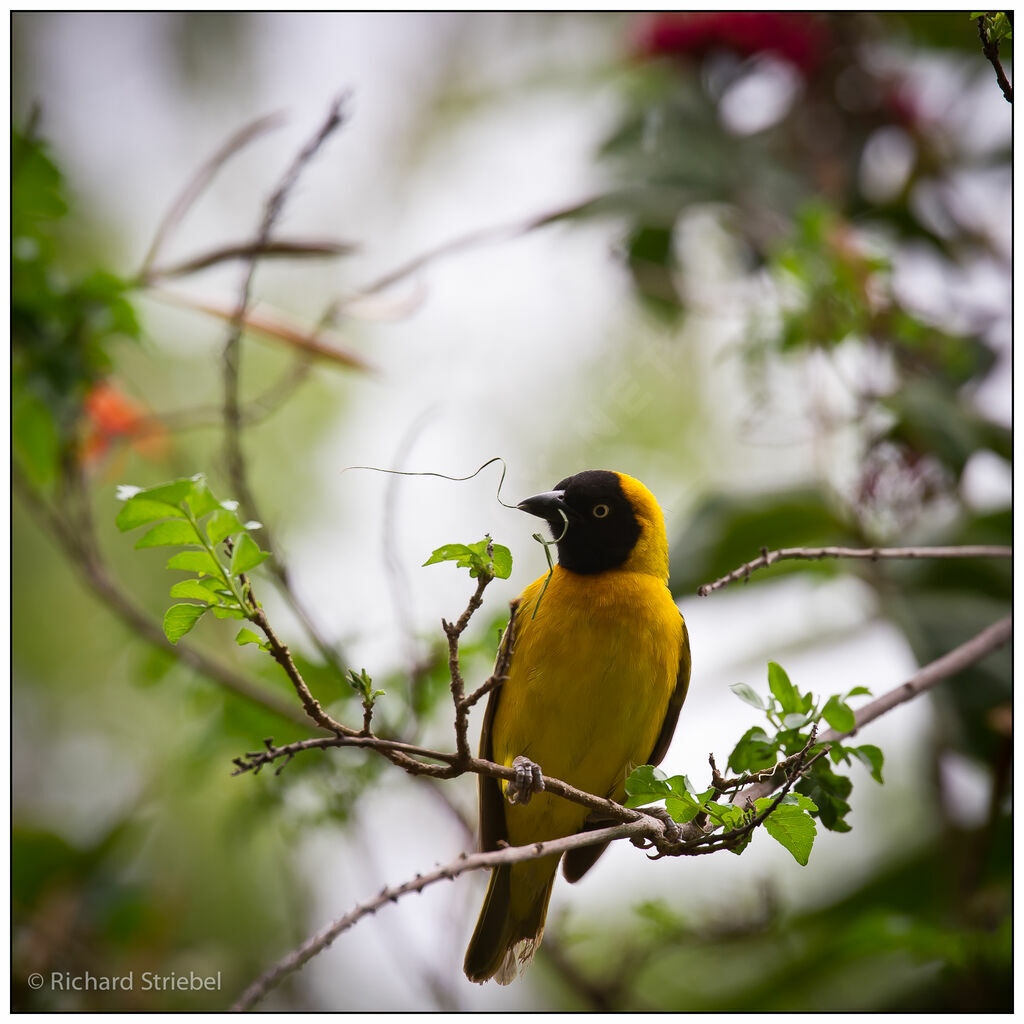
517,489 -> 568,521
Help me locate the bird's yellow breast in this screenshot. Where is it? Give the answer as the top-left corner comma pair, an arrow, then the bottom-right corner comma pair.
492,564 -> 684,848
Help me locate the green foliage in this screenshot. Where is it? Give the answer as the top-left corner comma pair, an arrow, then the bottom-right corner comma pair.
116,474 -> 269,644
12,125 -> 142,487
347,667 -> 385,705
423,535 -> 512,580
972,12 -> 1012,43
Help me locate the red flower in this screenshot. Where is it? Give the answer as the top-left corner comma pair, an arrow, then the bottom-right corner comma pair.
81,380 -> 167,466
634,12 -> 830,76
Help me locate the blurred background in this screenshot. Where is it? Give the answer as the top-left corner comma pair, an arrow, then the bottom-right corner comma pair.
12,11 -> 1012,1011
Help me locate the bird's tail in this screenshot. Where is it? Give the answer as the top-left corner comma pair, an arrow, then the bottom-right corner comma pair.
463,855 -> 559,985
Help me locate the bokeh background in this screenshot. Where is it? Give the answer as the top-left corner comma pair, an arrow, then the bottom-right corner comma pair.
12,12 -> 1012,1011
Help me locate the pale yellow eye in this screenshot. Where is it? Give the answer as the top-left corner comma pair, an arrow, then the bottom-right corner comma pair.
592,503 -> 610,519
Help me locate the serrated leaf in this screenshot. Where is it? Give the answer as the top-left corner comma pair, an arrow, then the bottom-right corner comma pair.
665,793 -> 701,823
624,765 -> 671,807
768,662 -> 801,714
235,627 -> 263,647
166,549 -> 225,578
730,682 -> 765,710
423,543 -> 472,567
229,532 -> 268,575
116,497 -> 187,531
136,479 -> 194,505
169,580 -> 219,604
206,508 -> 244,545
134,520 -> 201,549
728,726 -> 778,774
489,544 -> 513,580
852,744 -> 884,784
162,603 -> 207,644
187,481 -> 222,518
760,802 -> 817,865
822,695 -> 856,733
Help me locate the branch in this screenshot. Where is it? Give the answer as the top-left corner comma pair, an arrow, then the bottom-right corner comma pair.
731,614 -> 1012,808
143,238 -> 356,283
139,111 -> 284,278
977,14 -> 1013,104
697,544 -> 1012,596
231,816 -> 656,1012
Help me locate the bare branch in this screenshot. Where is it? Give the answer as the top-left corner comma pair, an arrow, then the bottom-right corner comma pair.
731,614 -> 1012,808
231,815 -> 656,1012
139,111 -> 284,278
143,238 -> 356,283
697,544 -> 1012,596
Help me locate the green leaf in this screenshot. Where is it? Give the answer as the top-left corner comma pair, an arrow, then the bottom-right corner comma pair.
844,685 -> 872,699
169,580 -> 220,604
235,627 -> 263,648
797,759 -> 853,832
134,519 -> 201,549
115,497 -> 186,531
768,662 -> 801,714
728,726 -> 778,774
136,479 -> 194,506
229,532 -> 269,575
665,793 -> 701,824
162,603 -> 207,644
211,606 -> 246,619
822,695 -> 856,734
759,802 -> 817,866
489,544 -> 513,580
423,536 -> 510,579
166,549 -> 225,578
12,391 -> 58,487
206,508 -> 244,545
852,744 -> 885,784
186,478 -> 222,518
782,712 -> 810,729
624,765 -> 671,807
730,682 -> 765,710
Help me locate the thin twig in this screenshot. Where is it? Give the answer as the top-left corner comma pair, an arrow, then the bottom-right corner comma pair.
976,15 -> 1013,104
144,238 -> 356,283
139,111 -> 284,278
697,544 -> 1012,596
231,815 -> 657,1012
731,615 -> 1013,808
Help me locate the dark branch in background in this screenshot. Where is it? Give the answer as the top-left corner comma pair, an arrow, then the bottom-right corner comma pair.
696,544 -> 1013,596
216,95 -> 355,680
138,111 -> 285,279
976,14 -> 1013,103
144,238 -> 356,283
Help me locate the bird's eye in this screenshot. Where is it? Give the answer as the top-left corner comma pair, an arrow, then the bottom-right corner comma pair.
592,503 -> 610,519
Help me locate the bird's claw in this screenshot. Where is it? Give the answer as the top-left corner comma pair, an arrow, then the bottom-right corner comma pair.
646,806 -> 684,846
507,755 -> 545,805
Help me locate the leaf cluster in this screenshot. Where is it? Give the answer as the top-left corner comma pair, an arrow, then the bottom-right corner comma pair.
423,535 -> 512,580
116,474 -> 269,645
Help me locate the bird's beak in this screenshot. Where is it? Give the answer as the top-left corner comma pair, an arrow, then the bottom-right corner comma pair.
517,489 -> 568,520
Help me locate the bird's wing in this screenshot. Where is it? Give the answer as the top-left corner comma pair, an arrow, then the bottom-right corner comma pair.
647,612 -> 692,768
477,625 -> 512,853
563,613 -> 691,884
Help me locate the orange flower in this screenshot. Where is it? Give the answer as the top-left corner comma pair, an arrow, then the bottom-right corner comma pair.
81,380 -> 168,466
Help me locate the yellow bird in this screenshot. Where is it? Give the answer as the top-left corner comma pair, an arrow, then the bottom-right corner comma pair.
464,470 -> 691,985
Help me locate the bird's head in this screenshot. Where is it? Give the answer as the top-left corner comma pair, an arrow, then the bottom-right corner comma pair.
517,470 -> 669,580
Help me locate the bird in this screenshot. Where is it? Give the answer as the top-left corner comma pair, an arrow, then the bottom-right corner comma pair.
463,469 -> 691,985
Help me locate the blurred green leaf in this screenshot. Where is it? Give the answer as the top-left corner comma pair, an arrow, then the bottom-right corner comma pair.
822,695 -> 856,734
162,603 -> 207,644
116,496 -> 186,531
134,520 -> 201,549
730,682 -> 765,710
166,550 -> 224,578
230,532 -> 269,575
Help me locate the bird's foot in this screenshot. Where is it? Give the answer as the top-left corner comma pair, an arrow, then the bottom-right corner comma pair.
507,756 -> 545,805
645,806 -> 684,846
